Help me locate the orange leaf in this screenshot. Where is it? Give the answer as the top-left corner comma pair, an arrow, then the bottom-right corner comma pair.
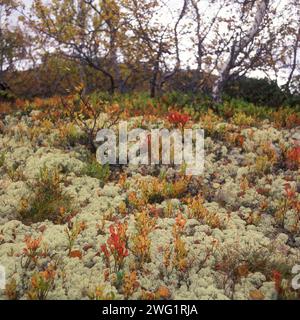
249,290 -> 265,300
155,286 -> 171,300
237,264 -> 249,277
69,250 -> 82,259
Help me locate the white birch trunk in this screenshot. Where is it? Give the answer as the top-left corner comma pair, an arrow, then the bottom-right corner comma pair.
212,0 -> 269,102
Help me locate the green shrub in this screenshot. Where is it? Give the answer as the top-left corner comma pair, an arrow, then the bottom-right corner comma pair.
224,77 -> 286,108
19,166 -> 74,225
0,89 -> 15,102
220,99 -> 272,119
59,123 -> 84,147
81,160 -> 110,186
160,91 -> 211,110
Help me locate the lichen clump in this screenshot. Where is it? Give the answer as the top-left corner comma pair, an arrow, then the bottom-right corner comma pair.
0,106 -> 300,300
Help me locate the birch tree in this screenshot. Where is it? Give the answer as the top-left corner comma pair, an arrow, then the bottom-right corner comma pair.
188,0 -> 227,90
282,0 -> 300,93
123,0 -> 189,97
28,0 -> 130,94
212,0 -> 270,103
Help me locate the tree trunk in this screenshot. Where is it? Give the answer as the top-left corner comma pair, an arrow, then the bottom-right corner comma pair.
284,26 -> 300,94
150,61 -> 159,98
212,0 -> 269,103
150,77 -> 156,98
110,33 -> 123,94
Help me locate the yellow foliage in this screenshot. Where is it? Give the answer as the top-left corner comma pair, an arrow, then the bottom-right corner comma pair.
232,112 -> 256,127
123,271 -> 139,299
255,155 -> 271,175
187,196 -> 223,229
131,211 -> 156,267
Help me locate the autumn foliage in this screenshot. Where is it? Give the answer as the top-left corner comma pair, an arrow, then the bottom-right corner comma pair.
101,222 -> 129,272
167,111 -> 190,128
